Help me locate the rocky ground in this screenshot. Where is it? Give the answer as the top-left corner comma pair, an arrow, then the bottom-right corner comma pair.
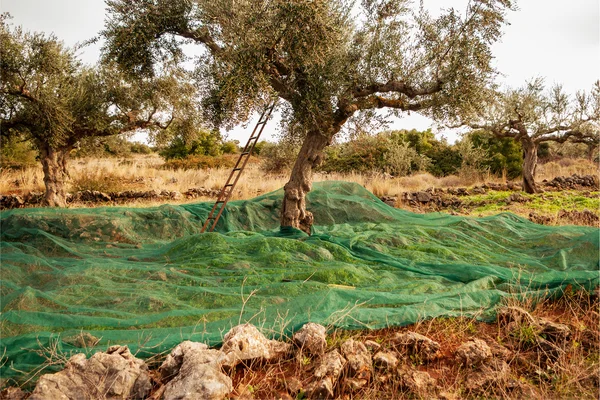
1,290 -> 598,400
382,174 -> 599,227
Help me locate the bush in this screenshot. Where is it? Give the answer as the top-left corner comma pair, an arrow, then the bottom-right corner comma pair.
425,145 -> 462,177
0,136 -> 38,168
320,135 -> 389,174
469,130 -> 522,179
129,141 -> 153,154
221,140 -> 239,154
260,141 -> 300,173
384,141 -> 431,176
159,129 -> 223,160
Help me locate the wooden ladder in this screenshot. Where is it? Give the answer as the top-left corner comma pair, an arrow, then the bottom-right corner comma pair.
200,101 -> 276,233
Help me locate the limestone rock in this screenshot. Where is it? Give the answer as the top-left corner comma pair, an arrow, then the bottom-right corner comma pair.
538,318 -> 571,342
363,340 -> 381,352
30,345 -> 151,400
488,341 -> 513,360
304,377 -> 334,399
0,387 -> 28,400
340,339 -> 373,381
455,339 -> 492,367
343,377 -> 367,392
293,323 -> 327,355
465,359 -> 509,390
398,367 -> 437,396
305,350 -> 346,400
314,350 -> 346,380
497,306 -> 536,327
221,324 -> 291,367
373,351 -> 399,370
160,341 -> 232,400
392,331 -> 440,361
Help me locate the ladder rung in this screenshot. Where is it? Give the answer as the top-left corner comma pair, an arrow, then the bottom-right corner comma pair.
202,100 -> 276,233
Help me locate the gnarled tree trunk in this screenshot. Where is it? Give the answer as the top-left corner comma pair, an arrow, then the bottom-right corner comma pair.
281,130 -> 330,234
522,140 -> 539,194
40,145 -> 72,207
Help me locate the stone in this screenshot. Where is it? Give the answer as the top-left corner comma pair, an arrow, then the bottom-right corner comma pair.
488,341 -> 513,360
465,359 -> 509,390
364,340 -> 381,352
283,376 -> 303,395
415,191 -> 432,203
304,377 -> 334,399
304,350 -> 347,399
398,367 -> 437,396
30,345 -> 152,400
392,331 -> 440,361
439,391 -> 459,400
340,339 -> 373,381
0,387 -> 28,400
314,350 -> 346,380
343,378 -> 368,391
160,341 -> 232,400
373,351 -> 399,370
455,339 -> 492,367
538,318 -> 571,342
497,306 -> 537,327
220,324 -> 291,368
293,323 -> 327,355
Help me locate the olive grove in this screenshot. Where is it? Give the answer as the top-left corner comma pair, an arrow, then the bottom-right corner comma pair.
102,0 -> 515,232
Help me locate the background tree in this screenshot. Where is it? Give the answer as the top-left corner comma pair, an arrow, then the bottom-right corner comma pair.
468,129 -> 523,179
468,79 -> 600,193
102,0 -> 514,232
0,16 -> 200,206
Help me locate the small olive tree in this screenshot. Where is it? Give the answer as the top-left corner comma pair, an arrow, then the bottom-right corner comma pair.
0,16 -> 200,206
102,0 -> 514,232
468,79 -> 600,193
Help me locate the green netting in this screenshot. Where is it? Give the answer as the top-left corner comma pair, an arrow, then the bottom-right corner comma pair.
1,181 -> 598,381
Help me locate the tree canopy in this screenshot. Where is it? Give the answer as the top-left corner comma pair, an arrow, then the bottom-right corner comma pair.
102,0 -> 515,231
468,79 -> 600,192
0,14 -> 201,206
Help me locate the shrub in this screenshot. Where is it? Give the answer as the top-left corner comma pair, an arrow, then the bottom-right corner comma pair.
221,140 -> 239,154
469,130 -> 522,179
384,141 -> 431,176
0,136 -> 38,168
260,141 -> 300,173
129,141 -> 153,154
320,135 -> 389,174
159,129 -> 223,160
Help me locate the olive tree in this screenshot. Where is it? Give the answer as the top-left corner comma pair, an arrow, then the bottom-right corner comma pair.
102,0 -> 514,232
0,16 -> 200,206
468,79 -> 600,193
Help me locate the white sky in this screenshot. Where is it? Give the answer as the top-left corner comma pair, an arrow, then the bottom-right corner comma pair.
2,0 -> 599,143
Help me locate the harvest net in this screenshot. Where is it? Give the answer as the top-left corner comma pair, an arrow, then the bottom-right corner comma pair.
1,182 -> 598,381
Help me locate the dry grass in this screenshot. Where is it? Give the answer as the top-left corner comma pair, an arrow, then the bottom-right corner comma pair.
1,155 -> 598,207
222,289 -> 599,400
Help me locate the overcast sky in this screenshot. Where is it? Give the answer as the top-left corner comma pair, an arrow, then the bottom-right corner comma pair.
2,0 -> 599,143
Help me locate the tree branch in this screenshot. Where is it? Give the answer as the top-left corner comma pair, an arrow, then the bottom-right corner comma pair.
352,79 -> 444,99
170,26 -> 223,55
